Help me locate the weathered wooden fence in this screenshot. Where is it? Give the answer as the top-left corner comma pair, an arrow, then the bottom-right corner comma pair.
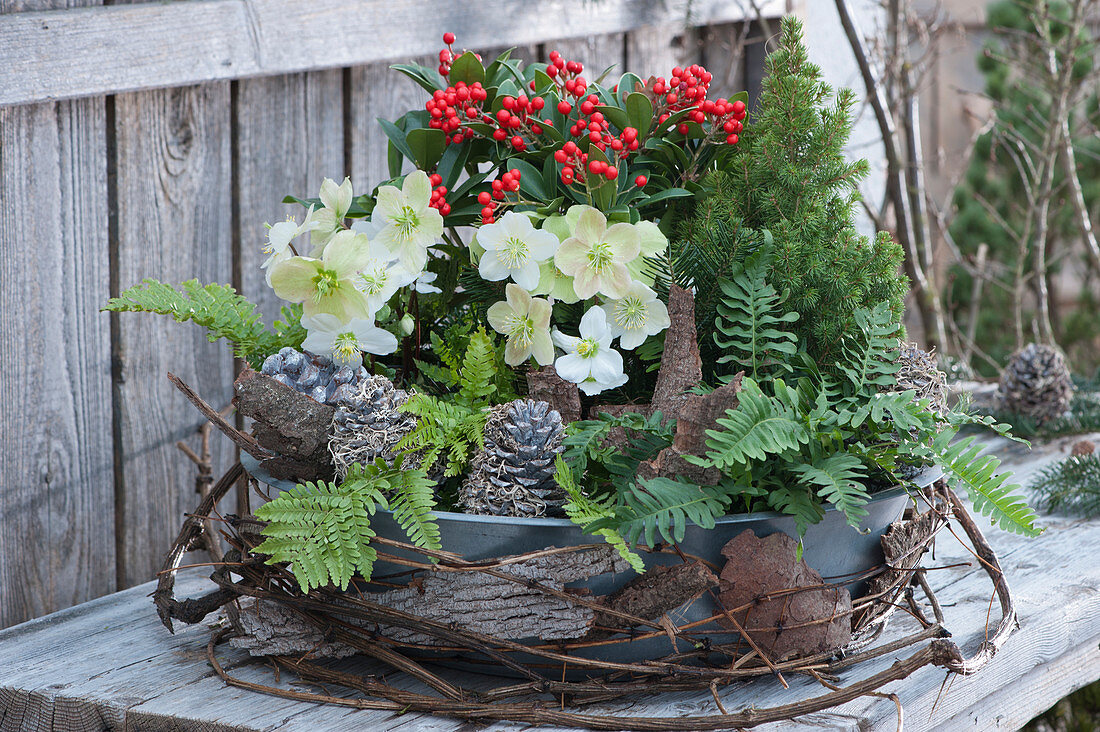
0,0 -> 790,629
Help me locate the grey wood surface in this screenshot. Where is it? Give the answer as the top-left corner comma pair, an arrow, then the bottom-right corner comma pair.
0,434 -> 1097,731
0,0 -> 786,107
0,0 -> 115,630
111,83 -> 237,588
235,70 -> 345,326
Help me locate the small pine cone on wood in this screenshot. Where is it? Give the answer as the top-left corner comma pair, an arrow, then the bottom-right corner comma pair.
461,399 -> 566,517
999,343 -> 1074,426
328,375 -> 417,479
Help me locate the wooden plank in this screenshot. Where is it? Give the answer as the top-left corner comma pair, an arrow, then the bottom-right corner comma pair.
234,70 -> 344,326
111,82 -> 236,589
0,0 -> 114,630
348,58 -> 437,189
625,24 -> 699,82
552,33 -> 627,87
0,0 -> 787,107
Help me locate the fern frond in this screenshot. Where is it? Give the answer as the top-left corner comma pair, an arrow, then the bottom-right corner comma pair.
555,457 -> 645,572
599,477 -> 732,548
398,393 -> 488,477
458,328 -> 497,404
701,378 -> 809,470
253,473 -> 387,592
713,252 -> 799,378
933,432 -> 1042,536
103,279 -> 304,367
767,485 -> 826,547
837,302 -> 902,393
379,460 -> 442,552
790,453 -> 870,528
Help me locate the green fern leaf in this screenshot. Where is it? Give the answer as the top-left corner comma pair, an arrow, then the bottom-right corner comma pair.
253,474 -> 386,592
458,328 -> 497,403
837,302 -> 901,392
103,278 -> 303,367
379,460 -> 442,552
599,477 -> 732,548
701,377 -> 809,470
790,453 -> 870,528
767,485 -> 826,547
933,432 -> 1041,537
555,457 -> 645,572
713,252 -> 800,378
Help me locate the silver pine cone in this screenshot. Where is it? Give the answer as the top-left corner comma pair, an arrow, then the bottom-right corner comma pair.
999,343 -> 1074,426
329,375 -> 417,479
460,399 -> 566,517
892,341 -> 948,417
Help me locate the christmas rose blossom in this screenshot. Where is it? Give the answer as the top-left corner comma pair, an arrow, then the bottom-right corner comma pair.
487,283 -> 555,366
552,306 -> 628,395
261,205 -> 321,286
269,229 -> 374,322
309,177 -> 355,255
477,211 -> 559,290
301,313 -> 398,368
554,206 -> 640,300
371,170 -> 444,272
601,281 -> 671,349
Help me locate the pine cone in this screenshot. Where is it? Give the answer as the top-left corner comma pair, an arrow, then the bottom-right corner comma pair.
461,399 -> 566,517
999,343 -> 1074,425
328,375 -> 417,479
891,341 -> 948,417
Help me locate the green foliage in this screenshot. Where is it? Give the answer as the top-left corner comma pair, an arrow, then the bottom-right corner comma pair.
680,17 -> 909,368
926,432 -> 1041,536
591,477 -> 733,548
253,460 -> 441,593
697,377 -> 808,471
555,457 -> 646,573
398,328 -> 505,477
253,470 -> 386,592
789,453 -> 869,529
837,303 -> 902,392
103,279 -> 304,368
1030,453 -> 1100,518
713,248 -> 800,378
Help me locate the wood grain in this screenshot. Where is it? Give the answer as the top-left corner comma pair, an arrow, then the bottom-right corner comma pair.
0,0 -> 787,107
348,57 -> 436,189
111,82 -> 235,589
0,0 -> 114,630
235,70 -> 344,326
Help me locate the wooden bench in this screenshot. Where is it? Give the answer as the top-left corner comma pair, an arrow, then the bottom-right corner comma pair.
2,433 -> 1098,731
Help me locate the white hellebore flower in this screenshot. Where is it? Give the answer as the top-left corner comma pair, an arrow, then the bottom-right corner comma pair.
487,284 -> 554,366
477,211 -> 559,290
350,233 -> 418,314
309,177 -> 355,255
372,170 -> 444,272
554,206 -> 640,300
262,206 -> 321,285
412,270 -> 442,294
301,313 -> 398,369
552,307 -> 628,396
601,282 -> 671,349
268,230 -> 374,322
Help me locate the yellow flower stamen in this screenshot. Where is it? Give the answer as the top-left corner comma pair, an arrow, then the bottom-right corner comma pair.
506,312 -> 534,348
393,205 -> 420,240
496,236 -> 530,270
587,239 -> 614,273
333,332 -> 360,365
312,268 -> 340,302
614,296 -> 648,331
576,337 -> 599,358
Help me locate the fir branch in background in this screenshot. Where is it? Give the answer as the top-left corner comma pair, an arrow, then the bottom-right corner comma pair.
103,279 -> 305,368
1031,452 -> 1100,518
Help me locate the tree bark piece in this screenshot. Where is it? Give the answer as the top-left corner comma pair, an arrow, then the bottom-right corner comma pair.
717,530 -> 852,661
593,561 -> 717,633
233,368 -> 335,483
527,365 -> 582,424
651,285 -> 703,421
230,545 -> 629,656
637,373 -> 743,484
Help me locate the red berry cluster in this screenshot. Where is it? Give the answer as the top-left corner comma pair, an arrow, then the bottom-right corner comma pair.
476,168 -> 522,224
426,81 -> 489,144
437,33 -> 480,76
491,94 -> 548,151
427,173 -> 451,216
545,51 -> 588,105
652,64 -> 713,111
703,98 -> 746,145
552,141 -> 622,186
